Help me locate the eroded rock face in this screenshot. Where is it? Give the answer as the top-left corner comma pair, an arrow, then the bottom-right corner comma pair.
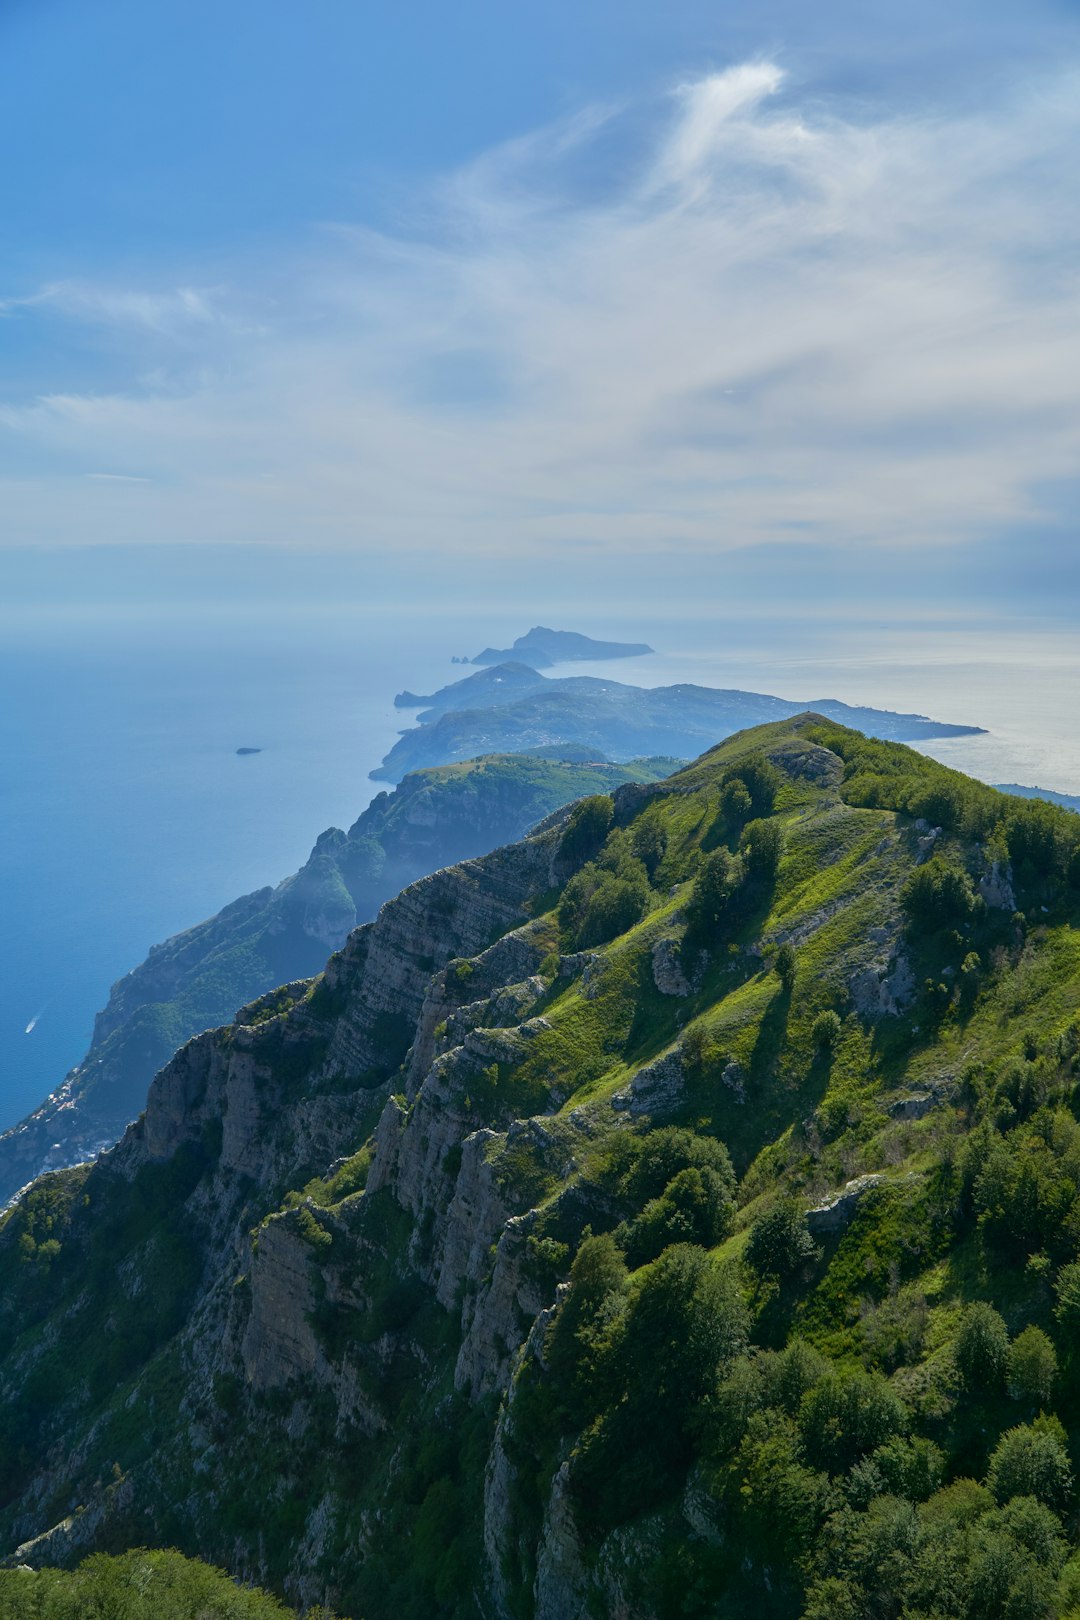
651,937 -> 691,996
849,946 -> 916,1018
612,1049 -> 685,1120
806,1174 -> 887,1235
980,857 -> 1017,911
534,1463 -> 592,1620
242,1212 -> 330,1391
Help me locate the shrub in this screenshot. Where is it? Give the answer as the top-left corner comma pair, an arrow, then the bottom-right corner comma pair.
812,1010 -> 843,1053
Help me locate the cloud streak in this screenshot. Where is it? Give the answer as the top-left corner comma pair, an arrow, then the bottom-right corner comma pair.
1,62 -> 1079,558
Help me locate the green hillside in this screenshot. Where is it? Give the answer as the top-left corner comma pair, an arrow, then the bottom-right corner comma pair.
2,716 -> 1080,1619
0,1549 -> 348,1618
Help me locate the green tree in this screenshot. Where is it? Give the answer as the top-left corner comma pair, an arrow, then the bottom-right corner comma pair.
775,941 -> 797,993
623,1165 -> 735,1267
901,856 -> 976,931
811,1010 -> 842,1054
618,1126 -> 736,1209
685,847 -> 737,944
746,1198 -> 816,1279
1007,1325 -> 1057,1407
955,1302 -> 1009,1393
740,817 -> 784,878
545,1231 -> 627,1423
631,816 -> 667,877
558,794 -> 614,865
572,1246 -> 747,1530
988,1419 -> 1073,1510
719,777 -> 753,830
1053,1260 -> 1080,1339
799,1369 -> 908,1475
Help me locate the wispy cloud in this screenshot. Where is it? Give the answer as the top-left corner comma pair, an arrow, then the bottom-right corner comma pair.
0,281 -> 226,334
1,62 -> 1078,557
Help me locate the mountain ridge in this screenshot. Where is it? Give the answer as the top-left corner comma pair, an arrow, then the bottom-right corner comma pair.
3,715 -> 1080,1618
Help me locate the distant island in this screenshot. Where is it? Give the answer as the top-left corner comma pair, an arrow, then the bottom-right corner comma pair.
470,625 -> 654,669
377,663 -> 987,781
235,746 -> 263,756
997,782 -> 1080,814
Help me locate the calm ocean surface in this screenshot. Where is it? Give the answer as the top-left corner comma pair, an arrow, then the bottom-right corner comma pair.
3,604 -> 1079,1133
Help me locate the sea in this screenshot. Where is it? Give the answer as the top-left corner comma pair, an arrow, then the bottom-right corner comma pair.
3,602 -> 1080,1134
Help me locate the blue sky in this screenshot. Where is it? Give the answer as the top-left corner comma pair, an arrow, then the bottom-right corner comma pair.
2,0 -> 1079,609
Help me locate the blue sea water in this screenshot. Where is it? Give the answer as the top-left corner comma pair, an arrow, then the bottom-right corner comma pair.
3,602 -> 1080,1134
0,604 -> 493,1129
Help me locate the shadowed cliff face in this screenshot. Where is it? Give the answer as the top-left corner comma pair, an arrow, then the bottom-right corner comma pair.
0,753 -> 677,1208
1,717 -> 1079,1620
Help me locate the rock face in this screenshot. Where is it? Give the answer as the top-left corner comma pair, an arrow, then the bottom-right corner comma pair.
979,857 -> 1017,911
806,1174 -> 887,1235
0,753 -> 674,1208
652,936 -> 691,996
0,803 -> 580,1599
612,1050 -> 685,1119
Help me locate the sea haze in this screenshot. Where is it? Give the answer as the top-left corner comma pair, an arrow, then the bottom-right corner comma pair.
3,605 -> 1079,1135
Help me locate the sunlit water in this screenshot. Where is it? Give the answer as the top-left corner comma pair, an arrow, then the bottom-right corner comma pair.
2,604 -> 1077,1132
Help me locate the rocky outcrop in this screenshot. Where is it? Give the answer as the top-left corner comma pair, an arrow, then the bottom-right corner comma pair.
849,932 -> 916,1018
612,1049 -> 685,1119
534,1463 -> 592,1620
980,857 -> 1017,911
651,937 -> 691,996
806,1174 -> 887,1235
242,1212 -> 331,1391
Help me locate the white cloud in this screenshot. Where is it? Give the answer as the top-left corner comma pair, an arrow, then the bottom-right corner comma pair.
652,63 -> 787,191
0,281 -> 225,334
1,62 -> 1079,556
